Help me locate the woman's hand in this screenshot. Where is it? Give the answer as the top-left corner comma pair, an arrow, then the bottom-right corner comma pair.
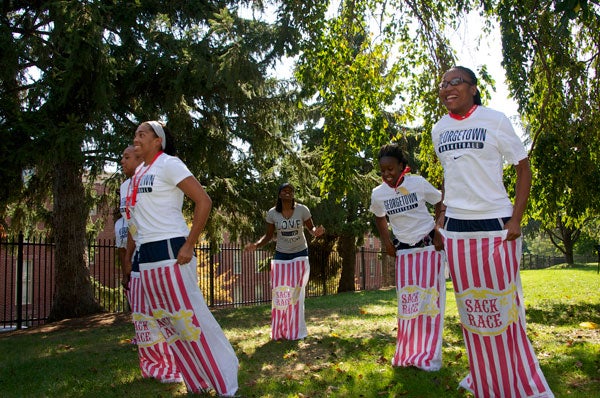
433,229 -> 444,251
503,218 -> 522,241
177,241 -> 195,265
384,240 -> 396,257
312,225 -> 325,238
244,242 -> 258,252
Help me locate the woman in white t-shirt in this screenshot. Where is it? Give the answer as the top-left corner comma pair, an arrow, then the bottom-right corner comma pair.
244,183 -> 324,259
370,143 -> 443,255
119,144 -> 183,383
432,66 -> 553,397
369,143 -> 446,371
433,66 -> 531,236
124,121 -> 238,396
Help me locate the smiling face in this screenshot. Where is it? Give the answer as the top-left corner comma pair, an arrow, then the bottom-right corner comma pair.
439,68 -> 477,116
379,156 -> 404,188
133,122 -> 162,164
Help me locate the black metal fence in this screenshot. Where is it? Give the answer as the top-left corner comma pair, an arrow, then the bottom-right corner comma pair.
3,234 -> 595,332
1,234 -> 395,331
520,253 -> 596,269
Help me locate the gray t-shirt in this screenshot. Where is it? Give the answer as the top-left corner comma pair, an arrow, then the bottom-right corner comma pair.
265,204 -> 312,254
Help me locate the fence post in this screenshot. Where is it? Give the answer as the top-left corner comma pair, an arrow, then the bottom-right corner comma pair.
360,247 -> 366,291
16,232 -> 24,330
597,244 -> 599,274
209,243 -> 215,306
321,248 -> 327,296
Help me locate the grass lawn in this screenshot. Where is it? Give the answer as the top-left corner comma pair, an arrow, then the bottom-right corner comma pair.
0,263 -> 598,397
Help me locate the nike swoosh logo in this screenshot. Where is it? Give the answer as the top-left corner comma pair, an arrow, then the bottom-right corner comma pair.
453,155 -> 463,160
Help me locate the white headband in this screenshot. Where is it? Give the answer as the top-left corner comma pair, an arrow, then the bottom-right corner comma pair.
147,121 -> 166,150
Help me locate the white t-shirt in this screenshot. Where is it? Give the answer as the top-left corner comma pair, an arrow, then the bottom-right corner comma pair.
266,204 -> 312,254
369,175 -> 441,245
119,178 -> 131,220
114,217 -> 128,249
129,153 -> 193,245
431,106 -> 527,219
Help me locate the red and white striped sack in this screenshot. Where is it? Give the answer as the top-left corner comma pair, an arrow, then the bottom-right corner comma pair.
270,256 -> 310,340
393,246 -> 446,371
128,271 -> 182,383
140,258 -> 239,396
442,229 -> 553,398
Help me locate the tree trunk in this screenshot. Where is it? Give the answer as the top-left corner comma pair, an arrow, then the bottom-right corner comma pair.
48,160 -> 103,321
337,233 -> 356,293
564,239 -> 575,265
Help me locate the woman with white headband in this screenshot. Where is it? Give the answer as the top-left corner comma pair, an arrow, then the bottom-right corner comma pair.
124,121 -> 239,396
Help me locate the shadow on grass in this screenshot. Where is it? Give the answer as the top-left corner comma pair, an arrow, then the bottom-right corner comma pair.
2,270 -> 598,398
217,289 -> 399,332
526,302 -> 600,326
237,318 -> 477,398
0,324 -> 187,398
217,303 -> 272,329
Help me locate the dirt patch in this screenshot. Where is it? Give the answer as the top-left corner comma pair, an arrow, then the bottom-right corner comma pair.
0,312 -> 131,338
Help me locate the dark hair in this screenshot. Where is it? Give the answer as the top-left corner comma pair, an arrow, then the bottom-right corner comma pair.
452,66 -> 482,106
275,182 -> 295,213
377,143 -> 408,166
148,121 -> 177,156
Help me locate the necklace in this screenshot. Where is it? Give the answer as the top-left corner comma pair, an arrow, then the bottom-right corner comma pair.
125,151 -> 163,219
449,104 -> 478,120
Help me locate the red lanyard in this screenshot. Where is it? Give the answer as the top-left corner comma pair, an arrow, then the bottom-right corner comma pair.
125,151 -> 163,219
449,104 -> 477,120
384,166 -> 411,189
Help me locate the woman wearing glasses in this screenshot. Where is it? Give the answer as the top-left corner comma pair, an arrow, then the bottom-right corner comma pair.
432,66 -> 553,397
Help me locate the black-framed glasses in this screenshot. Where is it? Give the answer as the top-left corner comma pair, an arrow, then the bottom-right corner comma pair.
438,76 -> 473,89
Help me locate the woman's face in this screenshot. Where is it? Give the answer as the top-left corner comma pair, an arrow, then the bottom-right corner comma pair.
439,68 -> 477,115
133,123 -> 161,160
379,156 -> 403,187
279,186 -> 294,200
120,147 -> 140,178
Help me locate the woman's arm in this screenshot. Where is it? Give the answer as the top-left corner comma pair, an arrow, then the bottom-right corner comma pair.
505,157 -> 532,240
122,230 -> 135,288
244,223 -> 276,251
374,216 -> 396,257
176,175 -> 212,264
304,217 -> 325,238
435,179 -> 446,229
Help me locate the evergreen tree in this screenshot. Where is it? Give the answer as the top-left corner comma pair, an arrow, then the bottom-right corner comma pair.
0,0 -> 326,320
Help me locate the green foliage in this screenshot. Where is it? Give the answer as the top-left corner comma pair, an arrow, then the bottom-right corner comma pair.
0,0 -> 328,240
90,277 -> 128,313
291,0 -> 485,291
524,232 -> 564,256
497,0 -> 600,261
3,0 -> 599,314
1,0 -> 331,319
573,231 -> 600,256
296,0 -> 400,199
